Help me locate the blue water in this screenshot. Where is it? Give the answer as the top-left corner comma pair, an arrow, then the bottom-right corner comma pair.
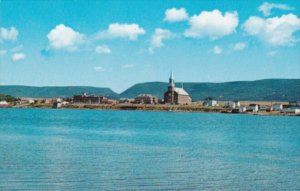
0,108 -> 299,190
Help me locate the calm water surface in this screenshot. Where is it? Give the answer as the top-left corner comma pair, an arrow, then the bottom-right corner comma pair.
0,108 -> 300,190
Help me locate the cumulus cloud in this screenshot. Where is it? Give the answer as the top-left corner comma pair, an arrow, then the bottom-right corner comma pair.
184,9 -> 238,39
149,28 -> 174,52
0,27 -> 18,42
97,23 -> 145,41
122,64 -> 134,68
233,42 -> 247,50
243,14 -> 300,46
12,52 -> 26,61
259,2 -> 294,17
164,8 -> 188,22
0,50 -> 7,56
94,66 -> 105,72
212,45 -> 222,54
47,24 -> 85,51
95,45 -> 111,54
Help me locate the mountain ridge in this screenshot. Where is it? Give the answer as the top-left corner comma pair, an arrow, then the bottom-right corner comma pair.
1,79 -> 299,101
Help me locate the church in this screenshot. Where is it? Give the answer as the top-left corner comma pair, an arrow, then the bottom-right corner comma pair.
164,72 -> 192,105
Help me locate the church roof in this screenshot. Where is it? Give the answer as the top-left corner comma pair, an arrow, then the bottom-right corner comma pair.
175,88 -> 189,96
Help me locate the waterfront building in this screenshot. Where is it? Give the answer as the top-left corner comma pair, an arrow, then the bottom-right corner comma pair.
134,94 -> 158,104
119,98 -> 134,104
203,97 -> 218,107
164,72 -> 191,105
272,103 -> 283,111
247,104 -> 260,112
73,93 -> 107,104
0,100 -> 9,107
259,105 -> 271,112
224,101 -> 240,108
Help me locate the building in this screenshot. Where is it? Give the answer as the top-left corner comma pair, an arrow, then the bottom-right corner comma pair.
119,98 -> 134,104
164,72 -> 191,105
272,103 -> 283,111
203,97 -> 218,107
0,100 -> 9,107
73,93 -> 106,104
224,101 -> 240,108
247,104 -> 260,112
52,99 -> 62,108
134,94 -> 158,104
259,105 -> 271,112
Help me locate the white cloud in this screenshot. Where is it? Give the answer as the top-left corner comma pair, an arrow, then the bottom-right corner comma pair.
164,8 -> 188,22
149,28 -> 174,52
243,14 -> 300,46
122,64 -> 134,68
233,42 -> 247,51
0,27 -> 18,42
94,66 -> 105,72
12,52 -> 26,61
259,2 -> 294,17
212,45 -> 222,54
97,23 -> 145,41
0,50 -> 7,56
184,9 -> 238,39
95,45 -> 111,54
47,24 -> 85,51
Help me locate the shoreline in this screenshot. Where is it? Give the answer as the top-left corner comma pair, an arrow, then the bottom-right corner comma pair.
3,103 -> 300,117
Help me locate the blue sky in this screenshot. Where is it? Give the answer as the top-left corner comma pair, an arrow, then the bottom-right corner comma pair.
0,0 -> 300,92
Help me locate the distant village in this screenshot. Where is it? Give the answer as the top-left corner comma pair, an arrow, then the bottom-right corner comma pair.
0,73 -> 299,115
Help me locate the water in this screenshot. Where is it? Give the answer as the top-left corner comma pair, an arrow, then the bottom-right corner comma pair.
0,108 -> 299,190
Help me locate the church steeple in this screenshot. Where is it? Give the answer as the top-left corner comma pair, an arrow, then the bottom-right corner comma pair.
169,72 -> 175,87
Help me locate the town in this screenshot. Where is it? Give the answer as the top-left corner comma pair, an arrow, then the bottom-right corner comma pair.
1,73 -> 299,116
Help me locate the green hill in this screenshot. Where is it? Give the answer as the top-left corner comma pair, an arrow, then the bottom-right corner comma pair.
1,79 -> 299,101
0,86 -> 119,99
120,79 -> 300,101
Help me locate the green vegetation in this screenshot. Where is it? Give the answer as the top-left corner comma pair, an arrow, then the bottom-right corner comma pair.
0,94 -> 17,102
1,79 -> 299,101
0,86 -> 119,99
120,79 -> 300,101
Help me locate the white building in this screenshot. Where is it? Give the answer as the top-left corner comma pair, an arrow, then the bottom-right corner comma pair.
203,98 -> 218,107
238,106 -> 247,113
0,100 -> 9,107
283,107 -> 300,114
247,104 -> 259,112
272,103 -> 283,111
224,101 -> 240,108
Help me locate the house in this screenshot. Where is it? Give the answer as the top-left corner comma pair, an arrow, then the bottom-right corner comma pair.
119,98 -> 134,104
0,100 -> 9,107
272,103 -> 283,111
164,72 -> 191,105
203,97 -> 218,107
134,94 -> 158,104
283,107 -> 300,114
288,101 -> 300,107
102,99 -> 118,104
73,93 -> 106,104
52,98 -> 62,108
224,101 -> 240,108
238,106 -> 247,113
260,105 -> 271,112
247,104 -> 260,112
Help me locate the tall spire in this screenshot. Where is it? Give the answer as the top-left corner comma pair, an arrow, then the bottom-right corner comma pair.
169,71 -> 175,87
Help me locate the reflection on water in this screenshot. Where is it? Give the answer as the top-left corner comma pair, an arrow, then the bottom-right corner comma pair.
0,108 -> 300,190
